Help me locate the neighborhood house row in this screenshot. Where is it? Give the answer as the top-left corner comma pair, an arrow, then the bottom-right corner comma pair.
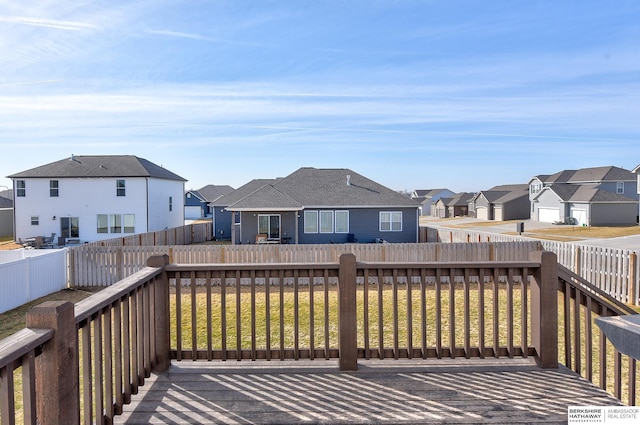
7,156 -> 640,246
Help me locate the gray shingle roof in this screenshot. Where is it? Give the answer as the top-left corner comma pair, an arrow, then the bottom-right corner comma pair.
227,168 -> 420,210
8,155 -> 186,181
544,184 -> 638,203
537,166 -> 635,184
195,185 -> 235,202
213,179 -> 281,206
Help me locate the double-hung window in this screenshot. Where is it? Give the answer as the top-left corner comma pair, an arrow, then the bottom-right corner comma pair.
319,211 -> 334,233
98,214 -> 135,234
380,211 -> 402,232
50,180 -> 59,197
304,211 -> 318,233
16,180 -> 25,197
617,182 -> 624,194
116,180 -> 126,197
335,211 -> 349,233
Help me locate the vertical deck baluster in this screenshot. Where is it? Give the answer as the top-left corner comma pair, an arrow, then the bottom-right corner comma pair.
206,271 -> 212,361
0,363 -> 16,425
294,269 -> 300,360
406,268 -> 413,359
449,269 -> 455,358
122,296 -> 131,403
279,269 -> 285,360
104,307 -> 114,421
614,350 -> 622,400
175,271 -> 182,361
478,268 -> 485,359
265,270 -> 272,360
323,269 -> 330,360
507,268 -> 514,358
149,280 -> 157,370
220,270 -> 227,361
585,296 -> 593,381
574,289 -> 582,374
236,270 -> 242,361
114,299 -> 123,413
82,322 -> 93,424
94,312 -> 104,425
364,268 -> 371,360
251,270 -> 257,361
493,268 -> 499,358
464,268 -> 470,359
564,281 -> 572,368
136,287 -> 145,385
22,351 -> 36,424
599,306 -> 608,390
435,268 -> 442,359
309,268 -> 315,360
629,359 -> 637,406
420,268 -> 427,359
521,269 -> 528,358
392,268 -> 399,359
377,268 -> 384,359
191,271 -> 198,361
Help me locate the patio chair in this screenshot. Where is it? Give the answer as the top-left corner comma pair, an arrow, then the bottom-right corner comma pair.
33,236 -> 44,249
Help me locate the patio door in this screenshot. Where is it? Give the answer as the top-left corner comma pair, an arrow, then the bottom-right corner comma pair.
258,214 -> 280,239
61,217 -> 79,241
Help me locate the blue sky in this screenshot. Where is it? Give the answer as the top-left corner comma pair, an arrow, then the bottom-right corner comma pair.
1,1 -> 639,193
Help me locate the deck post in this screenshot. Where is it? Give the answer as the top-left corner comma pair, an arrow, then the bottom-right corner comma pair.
26,301 -> 79,425
339,253 -> 358,371
530,251 -> 558,368
148,255 -> 171,372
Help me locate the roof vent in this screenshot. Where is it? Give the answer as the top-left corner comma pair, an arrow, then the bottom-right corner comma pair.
70,154 -> 74,161
346,175 -> 351,186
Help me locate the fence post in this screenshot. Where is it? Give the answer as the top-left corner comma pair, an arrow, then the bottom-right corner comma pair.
629,253 -> 637,306
147,255 -> 171,372
338,253 -> 357,371
574,246 -> 582,277
529,251 -> 558,368
26,301 -> 79,425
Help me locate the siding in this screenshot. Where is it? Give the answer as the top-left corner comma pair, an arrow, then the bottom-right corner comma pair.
213,208 -> 233,240
147,178 -> 185,231
591,203 -> 638,225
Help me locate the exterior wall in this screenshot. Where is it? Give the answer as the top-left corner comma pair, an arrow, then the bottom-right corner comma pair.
500,196 -> 531,221
147,178 -> 185,231
529,178 -> 544,201
598,181 -> 638,199
0,208 -> 12,237
434,202 -> 448,218
13,177 -> 150,244
184,192 -> 205,219
213,207 -> 233,240
235,207 -> 419,244
532,190 -> 564,222
590,203 -> 638,225
298,207 -> 418,244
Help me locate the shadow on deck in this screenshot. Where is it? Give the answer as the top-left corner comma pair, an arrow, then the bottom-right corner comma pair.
115,358 -> 622,424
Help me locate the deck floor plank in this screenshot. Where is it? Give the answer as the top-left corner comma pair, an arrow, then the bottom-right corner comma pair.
115,358 -> 622,424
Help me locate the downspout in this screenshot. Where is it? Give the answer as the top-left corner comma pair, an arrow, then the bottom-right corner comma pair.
416,208 -> 419,243
146,177 -> 149,232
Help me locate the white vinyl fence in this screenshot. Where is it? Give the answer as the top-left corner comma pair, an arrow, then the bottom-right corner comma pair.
0,249 -> 67,314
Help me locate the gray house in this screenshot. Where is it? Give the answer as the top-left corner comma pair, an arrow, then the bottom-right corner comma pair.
224,167 -> 421,245
470,184 -> 530,221
529,166 -> 638,226
184,185 -> 234,220
411,189 -> 455,216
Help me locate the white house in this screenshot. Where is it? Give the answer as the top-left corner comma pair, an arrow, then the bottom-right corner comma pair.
8,155 -> 187,245
634,163 -> 640,223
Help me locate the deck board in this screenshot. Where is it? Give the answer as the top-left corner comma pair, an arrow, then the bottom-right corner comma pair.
115,358 -> 622,424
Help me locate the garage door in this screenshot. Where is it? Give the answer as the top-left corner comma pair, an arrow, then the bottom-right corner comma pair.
494,207 -> 503,221
476,207 -> 488,220
538,207 -> 560,223
570,208 -> 587,226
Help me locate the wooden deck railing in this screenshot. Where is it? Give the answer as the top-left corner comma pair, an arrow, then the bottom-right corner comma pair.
1,251 -> 638,424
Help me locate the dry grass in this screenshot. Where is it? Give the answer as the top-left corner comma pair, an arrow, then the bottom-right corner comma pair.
526,225 -> 640,239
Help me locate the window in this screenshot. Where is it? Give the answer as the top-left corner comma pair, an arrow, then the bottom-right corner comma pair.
116,179 -> 126,196
617,182 -> 624,194
258,214 -> 280,239
98,214 -> 135,234
530,183 -> 541,195
380,211 -> 402,232
50,180 -> 59,197
304,211 -> 318,233
16,180 -> 25,197
31,216 -> 39,225
169,196 -> 173,211
335,211 -> 349,233
320,211 -> 334,233
110,214 -> 122,233
97,214 -> 108,233
123,214 -> 135,233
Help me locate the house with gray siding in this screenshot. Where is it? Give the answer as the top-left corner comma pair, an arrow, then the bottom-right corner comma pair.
411,188 -> 455,216
470,184 -> 529,221
224,168 -> 421,245
529,166 -> 638,226
185,185 -> 234,220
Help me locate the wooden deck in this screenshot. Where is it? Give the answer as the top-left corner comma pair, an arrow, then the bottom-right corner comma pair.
115,358 -> 622,424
